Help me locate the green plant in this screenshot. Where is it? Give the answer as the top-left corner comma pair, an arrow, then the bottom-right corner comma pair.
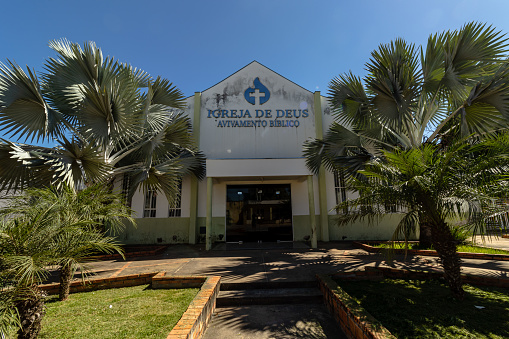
333,135 -> 509,299
0,204 -> 59,339
0,39 -> 204,203
450,225 -> 472,244
304,22 -> 509,249
0,185 -> 136,338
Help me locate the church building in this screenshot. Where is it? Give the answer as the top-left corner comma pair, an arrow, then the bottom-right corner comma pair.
118,62 -> 400,248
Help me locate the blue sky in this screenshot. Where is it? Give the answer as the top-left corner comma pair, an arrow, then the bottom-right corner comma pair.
2,0 -> 509,141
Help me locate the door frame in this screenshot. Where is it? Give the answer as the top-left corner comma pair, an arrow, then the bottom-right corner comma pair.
224,183 -> 294,243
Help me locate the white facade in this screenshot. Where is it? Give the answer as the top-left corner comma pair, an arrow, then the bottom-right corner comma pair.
120,62 -> 402,246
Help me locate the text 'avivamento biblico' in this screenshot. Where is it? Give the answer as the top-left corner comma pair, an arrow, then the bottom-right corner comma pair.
207,77 -> 310,128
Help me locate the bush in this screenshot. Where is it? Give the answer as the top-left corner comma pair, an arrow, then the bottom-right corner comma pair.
450,226 -> 472,244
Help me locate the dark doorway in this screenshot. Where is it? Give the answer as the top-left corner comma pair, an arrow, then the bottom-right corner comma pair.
226,184 -> 292,243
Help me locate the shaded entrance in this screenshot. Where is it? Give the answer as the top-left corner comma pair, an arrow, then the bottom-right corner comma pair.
226,184 -> 292,243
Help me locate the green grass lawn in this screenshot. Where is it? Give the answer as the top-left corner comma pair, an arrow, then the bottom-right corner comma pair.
336,279 -> 509,338
372,242 -> 509,255
39,285 -> 198,339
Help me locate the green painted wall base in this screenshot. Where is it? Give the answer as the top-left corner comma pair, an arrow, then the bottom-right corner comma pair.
118,218 -> 190,245
327,213 -> 418,241
293,215 -> 321,241
114,213 -> 417,245
196,217 -> 226,243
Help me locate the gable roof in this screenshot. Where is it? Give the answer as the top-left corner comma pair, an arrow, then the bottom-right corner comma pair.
200,61 -> 314,95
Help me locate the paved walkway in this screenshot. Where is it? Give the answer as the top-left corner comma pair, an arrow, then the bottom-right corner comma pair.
204,304 -> 344,339
471,234 -> 509,251
70,239 -> 509,339
80,240 -> 509,284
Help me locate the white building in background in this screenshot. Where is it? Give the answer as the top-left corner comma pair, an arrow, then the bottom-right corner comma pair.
118,62 -> 402,248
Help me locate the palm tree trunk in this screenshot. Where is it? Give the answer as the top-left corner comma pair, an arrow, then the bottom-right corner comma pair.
418,213 -> 433,249
431,222 -> 464,300
58,263 -> 73,301
15,288 -> 45,339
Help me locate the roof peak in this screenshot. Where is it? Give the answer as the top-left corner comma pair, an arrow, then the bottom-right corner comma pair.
200,61 -> 314,94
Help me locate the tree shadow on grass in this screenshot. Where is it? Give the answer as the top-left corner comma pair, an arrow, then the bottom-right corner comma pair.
336,279 -> 509,339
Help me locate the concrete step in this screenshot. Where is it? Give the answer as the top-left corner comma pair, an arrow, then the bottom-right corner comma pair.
216,281 -> 323,307
220,280 -> 318,291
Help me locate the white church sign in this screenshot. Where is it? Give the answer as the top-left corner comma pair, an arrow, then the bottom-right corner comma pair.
206,77 -> 310,128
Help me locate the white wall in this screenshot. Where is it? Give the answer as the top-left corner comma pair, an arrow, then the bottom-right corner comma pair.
206,158 -> 311,177
116,176 -> 191,219
198,62 -> 316,160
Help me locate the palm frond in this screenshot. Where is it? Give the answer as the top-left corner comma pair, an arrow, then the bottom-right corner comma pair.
150,76 -> 186,108
0,61 -> 63,142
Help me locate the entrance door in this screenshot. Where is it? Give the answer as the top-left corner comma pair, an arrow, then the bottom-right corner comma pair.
226,184 -> 292,243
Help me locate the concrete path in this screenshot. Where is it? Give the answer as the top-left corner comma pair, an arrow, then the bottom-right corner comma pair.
203,304 -> 346,339
79,241 -> 509,283
471,234 -> 509,251
69,240 -> 509,339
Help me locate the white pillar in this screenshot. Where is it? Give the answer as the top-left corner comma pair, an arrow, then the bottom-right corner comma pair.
206,177 -> 213,250
307,175 -> 317,248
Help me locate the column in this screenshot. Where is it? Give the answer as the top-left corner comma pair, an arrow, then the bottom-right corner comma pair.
205,177 -> 213,250
314,91 -> 330,242
307,175 -> 318,248
189,92 -> 201,244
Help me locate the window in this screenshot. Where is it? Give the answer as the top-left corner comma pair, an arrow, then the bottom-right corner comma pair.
143,189 -> 157,218
384,201 -> 398,213
168,181 -> 182,217
383,183 -> 398,213
334,170 -> 348,214
121,174 -> 132,208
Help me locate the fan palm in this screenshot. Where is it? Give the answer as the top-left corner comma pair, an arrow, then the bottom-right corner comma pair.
337,134 -> 509,299
304,22 -> 509,247
0,39 -> 205,202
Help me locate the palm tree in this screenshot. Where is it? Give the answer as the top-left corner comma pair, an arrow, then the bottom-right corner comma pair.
0,298 -> 19,339
54,226 -> 124,301
0,203 -> 60,339
0,39 -> 205,202
2,185 -> 134,301
304,22 -> 509,247
0,244 -> 20,339
336,135 -> 509,299
0,185 -> 135,338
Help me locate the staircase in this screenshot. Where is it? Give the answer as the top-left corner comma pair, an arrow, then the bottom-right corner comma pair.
216,280 -> 323,307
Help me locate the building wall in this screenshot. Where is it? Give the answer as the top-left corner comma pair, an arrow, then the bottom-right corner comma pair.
198,63 -> 316,160
119,217 -> 190,244
113,177 -> 193,245
117,62 -> 411,245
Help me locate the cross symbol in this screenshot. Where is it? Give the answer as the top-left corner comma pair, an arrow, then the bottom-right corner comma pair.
250,89 -> 266,105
